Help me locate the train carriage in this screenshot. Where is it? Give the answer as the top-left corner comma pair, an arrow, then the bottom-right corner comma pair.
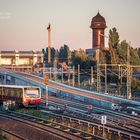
0,85 -> 41,107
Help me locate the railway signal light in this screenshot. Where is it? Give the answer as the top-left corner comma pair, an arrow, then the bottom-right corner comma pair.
44,74 -> 49,84
87,105 -> 93,110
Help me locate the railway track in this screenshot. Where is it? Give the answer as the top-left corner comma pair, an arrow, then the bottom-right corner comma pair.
0,111 -> 105,140
1,128 -> 28,140
14,71 -> 44,84
1,69 -> 140,139
43,96 -> 140,138
40,107 -> 140,137
48,96 -> 140,121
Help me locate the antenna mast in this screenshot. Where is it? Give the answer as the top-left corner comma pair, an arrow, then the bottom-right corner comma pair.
47,23 -> 51,63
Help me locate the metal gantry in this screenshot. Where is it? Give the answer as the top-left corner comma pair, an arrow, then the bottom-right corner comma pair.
97,31 -> 134,98
98,63 -> 140,98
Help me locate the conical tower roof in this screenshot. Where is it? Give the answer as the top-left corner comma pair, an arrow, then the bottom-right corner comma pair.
90,12 -> 106,29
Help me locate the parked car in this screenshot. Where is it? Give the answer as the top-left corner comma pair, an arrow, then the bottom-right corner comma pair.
126,107 -> 140,115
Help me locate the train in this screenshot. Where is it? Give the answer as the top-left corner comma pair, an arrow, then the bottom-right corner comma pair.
0,85 -> 41,108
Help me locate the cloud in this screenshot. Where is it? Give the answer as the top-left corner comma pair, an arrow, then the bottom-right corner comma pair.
0,12 -> 12,19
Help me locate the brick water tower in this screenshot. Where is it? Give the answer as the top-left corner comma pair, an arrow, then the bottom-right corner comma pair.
90,12 -> 107,49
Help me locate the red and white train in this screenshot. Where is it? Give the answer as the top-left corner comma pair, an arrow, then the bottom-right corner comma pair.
0,85 -> 41,107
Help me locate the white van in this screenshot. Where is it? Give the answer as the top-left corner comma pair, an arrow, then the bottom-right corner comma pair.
111,103 -> 121,111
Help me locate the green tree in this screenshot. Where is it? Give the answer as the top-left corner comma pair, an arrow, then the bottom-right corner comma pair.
109,27 -> 120,48
117,40 -> 140,64
71,49 -> 95,69
58,44 -> 69,63
42,47 -> 56,62
51,48 -> 56,62
136,48 -> 140,59
132,78 -> 140,91
68,50 -> 72,65
0,128 -> 3,140
108,27 -> 120,63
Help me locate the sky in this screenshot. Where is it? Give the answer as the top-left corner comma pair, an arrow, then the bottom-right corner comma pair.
0,0 -> 140,51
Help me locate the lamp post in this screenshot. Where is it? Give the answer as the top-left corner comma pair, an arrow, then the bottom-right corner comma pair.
46,85 -> 48,106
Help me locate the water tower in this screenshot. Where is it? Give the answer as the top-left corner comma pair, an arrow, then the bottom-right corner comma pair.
90,12 -> 107,49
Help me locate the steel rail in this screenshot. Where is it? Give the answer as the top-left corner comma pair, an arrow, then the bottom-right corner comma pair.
0,111 -> 105,140
1,128 -> 28,140
42,97 -> 140,136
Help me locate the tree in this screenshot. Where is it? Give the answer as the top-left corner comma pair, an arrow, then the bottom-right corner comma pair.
108,27 -> 120,63
51,48 -> 56,62
42,47 -> 56,62
136,48 -> 140,59
117,40 -> 140,64
109,27 -> 120,48
131,78 -> 140,91
117,40 -> 128,63
58,44 -> 69,63
68,50 -> 72,65
71,49 -> 95,69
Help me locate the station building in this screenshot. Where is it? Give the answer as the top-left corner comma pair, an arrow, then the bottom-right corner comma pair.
0,50 -> 43,71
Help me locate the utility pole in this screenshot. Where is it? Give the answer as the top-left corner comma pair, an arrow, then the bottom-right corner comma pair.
78,64 -> 80,87
43,62 -> 45,76
47,23 -> 51,63
53,58 -> 57,81
127,43 -> 132,99
118,65 -> 121,95
68,68 -> 70,85
91,66 -> 94,84
105,64 -> 107,93
49,67 -> 52,80
72,66 -> 75,87
97,30 -> 101,92
4,72 -> 6,84
61,67 -> 63,83
45,85 -> 48,106
97,49 -> 101,92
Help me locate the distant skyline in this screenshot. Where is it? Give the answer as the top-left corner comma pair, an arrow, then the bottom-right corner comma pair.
0,0 -> 140,51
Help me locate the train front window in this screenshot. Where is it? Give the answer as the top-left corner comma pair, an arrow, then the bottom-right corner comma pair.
25,93 -> 39,98
24,89 -> 40,98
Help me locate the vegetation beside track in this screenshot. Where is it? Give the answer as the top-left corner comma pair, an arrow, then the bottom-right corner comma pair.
0,129 -> 4,140
17,109 -> 53,121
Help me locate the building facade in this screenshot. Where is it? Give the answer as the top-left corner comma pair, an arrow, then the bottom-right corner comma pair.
0,50 -> 43,71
